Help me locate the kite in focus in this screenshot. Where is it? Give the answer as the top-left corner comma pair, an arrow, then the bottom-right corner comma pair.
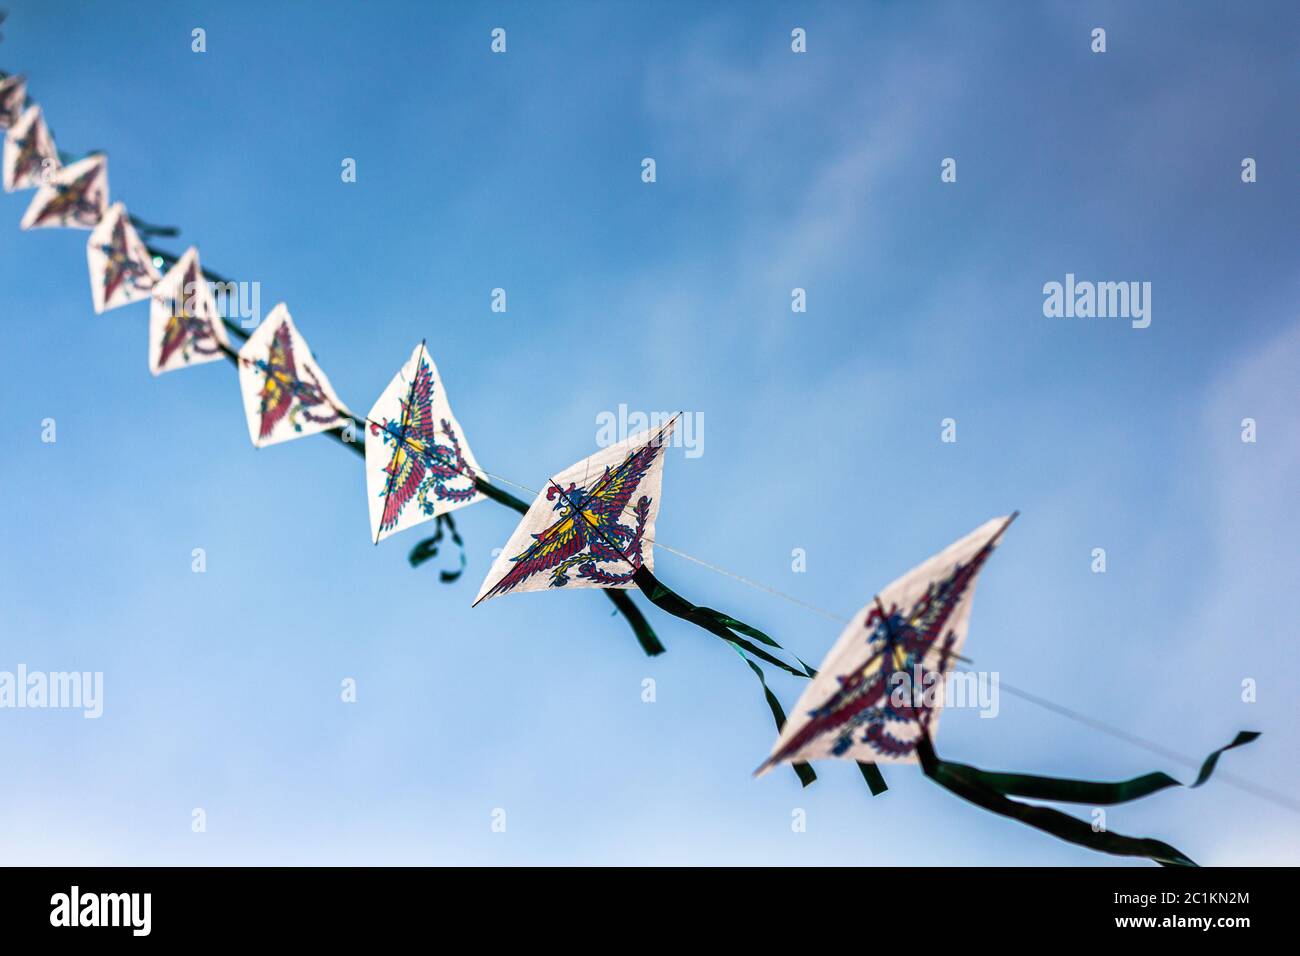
759,514 -> 1258,866
473,417 -> 867,787
0,73 -> 26,129
474,418 -> 675,605
86,202 -> 159,313
20,152 -> 107,229
149,247 -> 230,374
2,103 -> 57,192
365,341 -> 484,544
237,303 -> 351,448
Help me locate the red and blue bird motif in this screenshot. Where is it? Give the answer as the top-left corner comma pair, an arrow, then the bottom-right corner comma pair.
246,321 -> 342,439
156,258 -> 224,368
766,534 -> 1001,765
369,353 -> 477,536
97,215 -> 153,305
477,435 -> 666,602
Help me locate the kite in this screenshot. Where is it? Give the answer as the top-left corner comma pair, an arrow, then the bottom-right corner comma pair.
236,303 -> 352,448
2,103 -> 57,192
474,417 -> 868,786
759,514 -> 1259,866
474,418 -> 676,605
365,341 -> 484,545
0,73 -> 25,129
85,203 -> 160,313
149,247 -> 230,375
20,152 -> 107,230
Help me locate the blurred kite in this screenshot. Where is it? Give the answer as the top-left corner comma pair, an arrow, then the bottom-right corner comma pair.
0,73 -> 25,130
237,303 -> 351,448
20,152 -> 107,229
149,246 -> 230,374
759,514 -> 1259,866
2,103 -> 57,192
86,202 -> 159,313
365,341 -> 484,544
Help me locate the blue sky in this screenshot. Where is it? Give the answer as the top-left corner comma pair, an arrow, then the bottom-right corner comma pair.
0,1 -> 1296,865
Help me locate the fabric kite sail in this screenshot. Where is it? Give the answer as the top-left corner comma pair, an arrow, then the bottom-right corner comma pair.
762,515 -> 1012,770
20,152 -> 107,229
473,417 -> 874,789
149,246 -> 230,374
365,341 -> 485,544
3,104 -> 57,192
86,202 -> 159,313
237,303 -> 352,448
0,73 -> 26,129
759,514 -> 1259,866
474,418 -> 675,605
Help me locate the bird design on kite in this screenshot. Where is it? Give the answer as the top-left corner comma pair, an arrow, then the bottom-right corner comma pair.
9,118 -> 48,186
30,159 -> 103,227
369,352 -> 478,537
97,215 -> 153,305
765,534 -> 999,767
156,258 -> 224,369
475,434 -> 666,602
244,320 -> 343,439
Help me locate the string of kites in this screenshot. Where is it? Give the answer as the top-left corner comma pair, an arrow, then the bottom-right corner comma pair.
0,69 -> 1260,866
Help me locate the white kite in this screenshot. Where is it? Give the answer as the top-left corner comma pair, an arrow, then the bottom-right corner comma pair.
149,247 -> 230,374
760,515 -> 1017,773
474,418 -> 676,605
86,202 -> 159,313
365,342 -> 485,543
3,104 -> 57,192
20,152 -> 107,229
237,303 -> 351,448
0,74 -> 25,130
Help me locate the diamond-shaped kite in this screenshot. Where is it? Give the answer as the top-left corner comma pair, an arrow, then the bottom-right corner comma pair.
761,515 -> 1015,773
149,247 -> 230,374
86,203 -> 160,313
20,152 -> 107,229
365,341 -> 485,544
474,418 -> 676,605
237,303 -> 351,448
0,74 -> 26,130
3,104 -> 57,192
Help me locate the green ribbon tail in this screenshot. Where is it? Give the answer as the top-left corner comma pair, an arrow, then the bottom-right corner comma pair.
914,730 -> 1265,866
857,761 -> 888,795
631,567 -> 806,676
129,214 -> 180,238
937,731 -> 1260,806
408,513 -> 468,582
603,589 -> 665,657
737,652 -> 815,787
631,566 -> 831,789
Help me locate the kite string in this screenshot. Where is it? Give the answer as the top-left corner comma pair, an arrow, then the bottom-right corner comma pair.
66,97 -> 1295,820
475,458 -> 1299,813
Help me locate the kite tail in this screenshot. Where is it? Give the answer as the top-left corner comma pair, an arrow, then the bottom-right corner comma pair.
128,213 -> 180,239
631,566 -> 887,794
408,513 -> 468,583
470,477 -> 666,658
915,730 -> 1259,867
